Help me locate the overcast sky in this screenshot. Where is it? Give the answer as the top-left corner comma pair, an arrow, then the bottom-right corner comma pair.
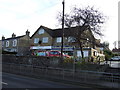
0,0 -> 119,50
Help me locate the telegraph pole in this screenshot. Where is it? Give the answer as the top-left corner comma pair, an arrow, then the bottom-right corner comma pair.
118,2 -> 120,49
61,0 -> 65,60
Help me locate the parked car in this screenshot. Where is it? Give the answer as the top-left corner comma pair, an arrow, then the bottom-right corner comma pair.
47,50 -> 71,58
32,50 -> 47,56
110,56 -> 120,61
33,50 -> 71,58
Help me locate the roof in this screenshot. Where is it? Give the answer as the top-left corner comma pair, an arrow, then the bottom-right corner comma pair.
2,35 -> 26,41
52,27 -> 80,37
31,25 -> 91,38
112,48 -> 120,52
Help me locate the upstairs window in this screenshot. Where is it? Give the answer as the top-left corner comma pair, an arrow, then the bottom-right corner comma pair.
56,37 -> 62,43
39,28 -> 44,34
13,39 -> 17,47
68,37 -> 76,42
42,37 -> 48,43
34,38 -> 39,44
6,41 -> 9,47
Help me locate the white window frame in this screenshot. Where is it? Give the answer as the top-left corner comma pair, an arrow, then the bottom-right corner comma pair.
42,37 -> 48,43
6,41 -> 9,47
34,38 -> 39,44
56,37 -> 62,43
68,37 -> 76,42
13,39 -> 17,47
39,28 -> 44,34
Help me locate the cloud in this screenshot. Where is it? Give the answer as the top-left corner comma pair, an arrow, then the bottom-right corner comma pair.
0,0 -> 62,38
0,0 -> 119,49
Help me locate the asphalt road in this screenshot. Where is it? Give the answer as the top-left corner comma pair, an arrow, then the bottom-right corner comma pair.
2,72 -> 92,89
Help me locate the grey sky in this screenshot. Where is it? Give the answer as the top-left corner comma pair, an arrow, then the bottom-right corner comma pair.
0,0 -> 119,49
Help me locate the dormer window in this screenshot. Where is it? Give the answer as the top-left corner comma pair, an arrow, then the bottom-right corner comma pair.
13,39 -> 17,47
39,28 -> 44,34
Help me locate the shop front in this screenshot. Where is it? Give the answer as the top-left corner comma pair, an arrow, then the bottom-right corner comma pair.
30,46 -> 74,56
52,46 -> 74,56
30,46 -> 52,56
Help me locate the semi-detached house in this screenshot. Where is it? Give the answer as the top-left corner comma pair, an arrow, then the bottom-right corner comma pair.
1,30 -> 31,56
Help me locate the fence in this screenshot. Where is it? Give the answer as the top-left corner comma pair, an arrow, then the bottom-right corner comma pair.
2,63 -> 120,88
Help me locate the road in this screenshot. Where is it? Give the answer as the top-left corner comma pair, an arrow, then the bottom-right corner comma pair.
2,72 -> 93,89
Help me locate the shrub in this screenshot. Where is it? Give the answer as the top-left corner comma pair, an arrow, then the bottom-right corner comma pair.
63,58 -> 74,63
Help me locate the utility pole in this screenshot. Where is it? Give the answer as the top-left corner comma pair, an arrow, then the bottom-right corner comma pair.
61,0 -> 65,60
118,1 -> 120,49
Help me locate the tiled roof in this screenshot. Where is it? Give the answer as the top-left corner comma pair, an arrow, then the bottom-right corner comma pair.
112,48 -> 120,52
31,25 -> 90,38
2,35 -> 26,41
52,27 -> 79,37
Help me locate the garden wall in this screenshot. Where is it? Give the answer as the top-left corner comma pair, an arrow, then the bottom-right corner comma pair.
2,55 -> 61,67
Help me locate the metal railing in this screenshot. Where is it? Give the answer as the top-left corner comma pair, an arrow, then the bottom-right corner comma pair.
2,63 -> 120,88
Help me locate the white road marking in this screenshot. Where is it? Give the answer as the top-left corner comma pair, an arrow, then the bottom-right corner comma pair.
2,82 -> 8,85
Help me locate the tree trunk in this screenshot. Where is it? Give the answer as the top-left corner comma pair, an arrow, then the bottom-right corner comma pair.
79,41 -> 84,59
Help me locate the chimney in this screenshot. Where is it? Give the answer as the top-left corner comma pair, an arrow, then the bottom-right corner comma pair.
12,33 -> 16,38
26,29 -> 30,36
2,36 -> 5,40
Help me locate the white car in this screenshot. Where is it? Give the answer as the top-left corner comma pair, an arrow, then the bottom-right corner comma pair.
110,56 -> 120,61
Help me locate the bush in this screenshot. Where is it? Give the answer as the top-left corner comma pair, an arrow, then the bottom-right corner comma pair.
63,58 -> 74,63
104,50 -> 113,60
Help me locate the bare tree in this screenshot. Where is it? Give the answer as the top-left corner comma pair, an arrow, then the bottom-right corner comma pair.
57,6 -> 106,59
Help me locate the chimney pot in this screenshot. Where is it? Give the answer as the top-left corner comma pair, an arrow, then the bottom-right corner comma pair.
12,33 -> 16,38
